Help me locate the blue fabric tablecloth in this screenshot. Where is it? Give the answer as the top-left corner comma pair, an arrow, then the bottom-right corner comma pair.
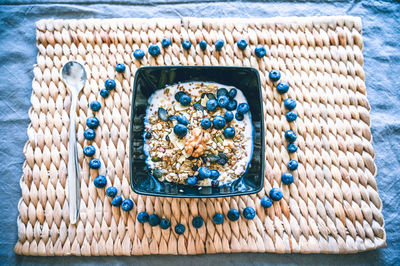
0,1 -> 399,265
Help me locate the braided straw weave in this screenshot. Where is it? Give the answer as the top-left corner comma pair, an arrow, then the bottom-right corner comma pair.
15,16 -> 386,255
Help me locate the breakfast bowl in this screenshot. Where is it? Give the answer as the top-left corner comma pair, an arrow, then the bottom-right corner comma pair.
129,66 -> 264,198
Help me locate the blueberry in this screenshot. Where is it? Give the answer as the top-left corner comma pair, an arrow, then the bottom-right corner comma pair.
187,176 -> 198,185
175,224 -> 185,234
192,216 -> 204,228
177,115 -> 189,125
83,145 -> 96,157
149,214 -> 161,226
269,188 -> 283,201
179,94 -> 191,106
182,40 -> 191,50
173,124 -> 188,138
217,158 -> 227,166
145,132 -> 152,139
213,116 -> 226,129
100,89 -> 109,98
201,118 -> 212,129
284,130 -> 297,143
112,196 -> 123,207
237,103 -> 250,115
84,128 -> 96,140
243,207 -> 256,220
198,166 -> 211,179
206,99 -> 218,111
269,69 -> 281,82
237,39 -> 248,50
133,49 -> 145,59
90,100 -> 101,111
115,63 -> 126,73
228,88 -> 237,99
261,196 -> 273,208
161,38 -> 171,48
193,103 -> 204,111
227,208 -> 240,221
121,198 -> 134,212
287,143 -> 298,153
224,111 -> 234,122
137,211 -> 149,223
288,160 -> 299,170
213,213 -> 224,224
218,152 -> 228,161
94,175 -> 107,188
207,93 -> 216,100
217,95 -> 229,108
106,186 -> 117,197
148,44 -> 161,57
281,172 -> 294,185
284,98 -> 297,110
105,79 -> 116,91
217,88 -> 228,98
276,81 -> 290,94
226,99 -> 237,111
215,39 -> 224,51
235,113 -> 244,121
211,180 -> 219,187
160,218 -> 171,229
199,40 -> 207,50
223,127 -> 235,139
286,111 -> 298,122
86,116 -> 99,129
210,170 -> 220,180
89,158 -> 101,169
255,45 -> 266,58
174,91 -> 185,101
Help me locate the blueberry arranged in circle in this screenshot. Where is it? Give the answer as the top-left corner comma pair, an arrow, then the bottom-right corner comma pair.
192,216 -> 204,228
145,132 -> 152,139
284,98 -> 297,110
199,40 -> 207,50
94,175 -> 107,188
235,113 -> 244,121
160,218 -> 171,229
86,116 -> 99,129
84,128 -> 96,140
206,99 -> 218,111
201,118 -> 212,129
106,186 -> 117,197
261,196 -> 273,208
133,49 -> 145,59
198,166 -> 211,180
255,45 -> 266,58
269,69 -> 281,82
89,158 -> 101,169
217,88 -> 228,98
148,44 -> 161,57
187,176 -> 198,185
237,103 -> 250,115
213,116 -> 226,129
213,213 -> 224,224
175,224 -> 185,234
226,99 -> 237,111
177,115 -> 189,126
227,208 -> 240,221
269,188 -> 283,201
215,39 -> 224,51
149,214 -> 161,226
281,172 -> 294,185
237,39 -> 248,50
211,180 -> 219,187
224,127 -> 235,139
112,195 -> 123,207
137,211 -> 149,224
83,145 -> 96,157
217,95 -> 229,108
100,89 -> 109,98
286,111 -> 298,122
288,160 -> 299,170
174,91 -> 185,102
287,143 -> 298,153
90,100 -> 101,111
182,40 -> 191,50
228,88 -> 237,99
285,130 -> 297,143
243,207 -> 256,220
276,81 -> 290,94
224,111 -> 234,122
179,94 -> 191,106
105,79 -> 116,91
173,124 -> 188,138
121,198 -> 134,212
161,38 -> 171,48
210,170 -> 220,180
115,63 -> 126,73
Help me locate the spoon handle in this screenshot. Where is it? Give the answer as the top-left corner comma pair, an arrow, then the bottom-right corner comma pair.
68,95 -> 80,224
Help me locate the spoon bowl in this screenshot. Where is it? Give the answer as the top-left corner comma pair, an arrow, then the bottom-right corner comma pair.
61,61 -> 87,93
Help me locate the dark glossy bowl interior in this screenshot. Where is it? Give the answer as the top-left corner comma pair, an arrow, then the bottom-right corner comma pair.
129,66 -> 264,198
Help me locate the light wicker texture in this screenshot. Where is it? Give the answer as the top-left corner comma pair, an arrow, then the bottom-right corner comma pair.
15,16 -> 386,256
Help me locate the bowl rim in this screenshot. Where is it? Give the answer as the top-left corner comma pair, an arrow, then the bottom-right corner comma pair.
129,65 -> 265,198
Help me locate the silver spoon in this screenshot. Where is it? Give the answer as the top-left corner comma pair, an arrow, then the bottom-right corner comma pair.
61,61 -> 87,225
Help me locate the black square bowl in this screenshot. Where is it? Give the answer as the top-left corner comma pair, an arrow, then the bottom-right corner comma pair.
129,66 -> 264,198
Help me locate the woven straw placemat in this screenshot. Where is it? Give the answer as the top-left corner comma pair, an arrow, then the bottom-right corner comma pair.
15,16 -> 386,256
